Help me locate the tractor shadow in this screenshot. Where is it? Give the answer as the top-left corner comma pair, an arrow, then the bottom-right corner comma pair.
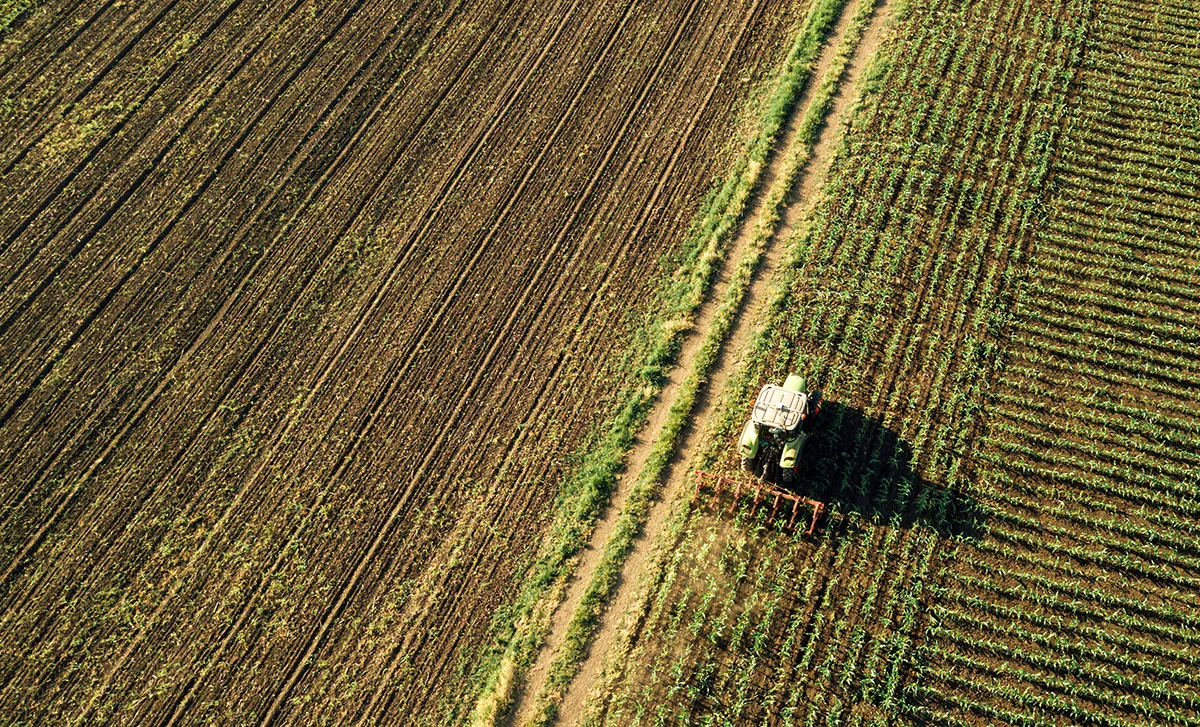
784,400 -> 986,539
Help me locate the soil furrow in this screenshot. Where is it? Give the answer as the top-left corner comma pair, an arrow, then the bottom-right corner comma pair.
0,0 -> 406,586
7,2 -> 528,715
250,1 -> 718,720
19,4 -> 470,716
344,2 -> 765,716
54,2 -> 585,720
0,0 -> 439,509
0,0 -> 298,398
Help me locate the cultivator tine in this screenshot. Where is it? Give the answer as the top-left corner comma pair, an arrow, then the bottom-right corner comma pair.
694,471 -> 729,512
803,500 -> 825,536
693,470 -> 825,536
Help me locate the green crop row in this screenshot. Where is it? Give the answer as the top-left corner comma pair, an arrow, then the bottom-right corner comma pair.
589,0 -> 1104,721
929,13 -> 1200,697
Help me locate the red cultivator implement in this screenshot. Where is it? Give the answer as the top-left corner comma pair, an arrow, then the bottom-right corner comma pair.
692,470 -> 826,536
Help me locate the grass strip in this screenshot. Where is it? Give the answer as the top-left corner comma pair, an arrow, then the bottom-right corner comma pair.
465,0 -> 855,723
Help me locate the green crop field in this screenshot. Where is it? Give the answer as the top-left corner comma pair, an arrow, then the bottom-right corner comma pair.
572,0 -> 1200,725
1,0 -> 1197,725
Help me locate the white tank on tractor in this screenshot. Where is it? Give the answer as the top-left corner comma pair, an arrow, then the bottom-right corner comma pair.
738,373 -> 822,486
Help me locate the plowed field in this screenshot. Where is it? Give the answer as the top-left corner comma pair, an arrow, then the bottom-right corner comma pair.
0,2 -> 809,724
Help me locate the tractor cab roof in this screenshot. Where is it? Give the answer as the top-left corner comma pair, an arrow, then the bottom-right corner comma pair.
751,384 -> 808,432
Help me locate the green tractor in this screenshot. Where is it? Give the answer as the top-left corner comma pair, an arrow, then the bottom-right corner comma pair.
739,373 -> 822,486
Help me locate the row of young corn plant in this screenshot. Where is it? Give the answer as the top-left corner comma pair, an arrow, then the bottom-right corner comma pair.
915,0 -> 1200,720
928,599 -> 1200,699
589,0 -> 1107,721
610,504 -> 820,726
768,0 -> 1093,716
979,492 -> 1200,593
933,585 -> 1200,681
776,0 -> 1098,718
931,609 -> 1200,715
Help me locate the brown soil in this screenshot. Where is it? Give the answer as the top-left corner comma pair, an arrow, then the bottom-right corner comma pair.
0,1 -> 810,724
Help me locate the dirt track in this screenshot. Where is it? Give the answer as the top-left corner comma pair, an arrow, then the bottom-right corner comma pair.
0,2 -> 808,723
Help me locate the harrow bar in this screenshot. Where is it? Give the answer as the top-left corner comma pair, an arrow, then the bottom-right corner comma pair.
692,471 -> 825,536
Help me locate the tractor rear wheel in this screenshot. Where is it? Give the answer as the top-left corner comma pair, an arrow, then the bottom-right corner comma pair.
781,465 -> 797,487
741,456 -> 758,474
